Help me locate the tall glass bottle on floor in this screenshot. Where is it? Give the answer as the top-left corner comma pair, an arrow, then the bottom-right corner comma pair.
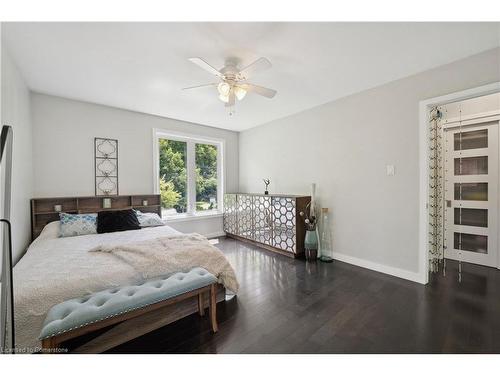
319,208 -> 333,262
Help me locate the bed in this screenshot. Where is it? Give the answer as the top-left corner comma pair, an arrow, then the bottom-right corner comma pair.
13,221 -> 238,353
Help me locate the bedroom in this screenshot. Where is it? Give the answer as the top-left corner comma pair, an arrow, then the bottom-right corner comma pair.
1,0 -> 500,372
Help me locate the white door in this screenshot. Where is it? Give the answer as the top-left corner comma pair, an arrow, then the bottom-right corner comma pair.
444,121 -> 499,268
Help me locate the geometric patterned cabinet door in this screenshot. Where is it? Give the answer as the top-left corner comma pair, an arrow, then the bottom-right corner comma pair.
223,194 -> 238,235
223,193 -> 310,258
272,197 -> 297,252
237,194 -> 254,240
254,195 -> 273,246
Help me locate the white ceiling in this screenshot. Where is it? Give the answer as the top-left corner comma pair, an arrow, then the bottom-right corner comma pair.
3,22 -> 499,131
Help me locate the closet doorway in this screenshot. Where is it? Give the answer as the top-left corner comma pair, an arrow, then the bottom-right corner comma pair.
419,83 -> 500,282
444,121 -> 499,267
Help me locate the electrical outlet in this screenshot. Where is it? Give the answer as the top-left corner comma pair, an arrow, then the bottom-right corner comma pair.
386,165 -> 395,176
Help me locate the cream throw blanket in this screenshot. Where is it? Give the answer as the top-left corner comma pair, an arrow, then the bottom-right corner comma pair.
90,233 -> 239,293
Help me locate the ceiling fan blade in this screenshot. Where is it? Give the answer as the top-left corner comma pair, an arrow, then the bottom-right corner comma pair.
237,57 -> 272,80
237,83 -> 277,99
182,83 -> 218,90
188,57 -> 224,78
225,92 -> 235,107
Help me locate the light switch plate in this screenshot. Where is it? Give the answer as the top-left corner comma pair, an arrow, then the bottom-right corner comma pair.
386,165 -> 395,176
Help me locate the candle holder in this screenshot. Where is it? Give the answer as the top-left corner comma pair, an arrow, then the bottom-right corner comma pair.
102,198 -> 112,209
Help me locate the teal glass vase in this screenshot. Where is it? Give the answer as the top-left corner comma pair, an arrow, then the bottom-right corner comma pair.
304,230 -> 318,261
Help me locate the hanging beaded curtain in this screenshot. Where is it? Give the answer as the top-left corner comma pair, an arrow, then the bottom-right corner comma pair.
428,106 -> 444,273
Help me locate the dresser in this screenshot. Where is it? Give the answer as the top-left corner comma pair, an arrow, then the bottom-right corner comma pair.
223,193 -> 311,258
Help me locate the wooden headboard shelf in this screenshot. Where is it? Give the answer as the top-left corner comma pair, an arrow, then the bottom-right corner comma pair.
30,194 -> 161,241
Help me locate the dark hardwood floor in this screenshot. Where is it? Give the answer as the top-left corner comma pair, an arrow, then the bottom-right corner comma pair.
108,237 -> 500,353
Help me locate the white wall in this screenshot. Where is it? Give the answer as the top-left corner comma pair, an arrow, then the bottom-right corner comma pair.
239,47 -> 500,280
31,93 -> 238,237
1,43 -> 33,263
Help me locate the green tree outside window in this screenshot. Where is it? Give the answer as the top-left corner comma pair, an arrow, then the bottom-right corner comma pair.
158,139 -> 218,214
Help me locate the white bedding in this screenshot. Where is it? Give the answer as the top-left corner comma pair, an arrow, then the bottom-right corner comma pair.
13,223 -> 232,351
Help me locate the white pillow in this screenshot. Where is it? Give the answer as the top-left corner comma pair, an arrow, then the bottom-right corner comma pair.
135,211 -> 165,227
36,221 -> 61,241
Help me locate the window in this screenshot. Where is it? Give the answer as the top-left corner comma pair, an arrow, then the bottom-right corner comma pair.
154,130 -> 223,218
158,139 -> 187,215
196,143 -> 218,211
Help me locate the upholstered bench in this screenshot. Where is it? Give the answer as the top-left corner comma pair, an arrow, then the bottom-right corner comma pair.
39,267 -> 219,352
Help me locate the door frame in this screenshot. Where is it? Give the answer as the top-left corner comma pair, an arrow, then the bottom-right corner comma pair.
418,82 -> 500,284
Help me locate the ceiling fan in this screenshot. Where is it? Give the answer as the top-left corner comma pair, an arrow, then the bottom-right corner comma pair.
183,57 -> 277,115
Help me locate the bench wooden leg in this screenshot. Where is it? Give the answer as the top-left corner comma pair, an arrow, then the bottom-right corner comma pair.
209,284 -> 218,333
41,337 -> 59,353
198,292 -> 205,316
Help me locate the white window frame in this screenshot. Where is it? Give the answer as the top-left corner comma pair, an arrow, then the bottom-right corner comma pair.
153,128 -> 225,221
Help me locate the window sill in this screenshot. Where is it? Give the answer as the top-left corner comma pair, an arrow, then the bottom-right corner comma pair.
163,211 -> 223,223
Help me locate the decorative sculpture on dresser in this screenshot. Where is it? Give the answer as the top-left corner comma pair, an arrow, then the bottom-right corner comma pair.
263,179 -> 270,195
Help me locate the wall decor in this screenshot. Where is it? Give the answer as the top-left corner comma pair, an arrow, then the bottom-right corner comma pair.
94,137 -> 118,196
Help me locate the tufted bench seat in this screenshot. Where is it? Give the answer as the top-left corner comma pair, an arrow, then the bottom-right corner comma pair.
39,267 -> 219,352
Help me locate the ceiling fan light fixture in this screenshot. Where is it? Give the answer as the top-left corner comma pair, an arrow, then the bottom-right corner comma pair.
184,56 -> 277,114
217,82 -> 231,96
218,94 -> 229,103
234,86 -> 247,101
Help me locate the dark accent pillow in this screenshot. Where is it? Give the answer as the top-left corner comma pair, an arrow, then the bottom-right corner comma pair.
97,209 -> 141,234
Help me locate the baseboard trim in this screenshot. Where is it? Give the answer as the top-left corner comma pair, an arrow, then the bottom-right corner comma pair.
332,251 -> 426,284
205,231 -> 226,239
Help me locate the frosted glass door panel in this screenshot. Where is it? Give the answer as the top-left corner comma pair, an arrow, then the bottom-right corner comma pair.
454,129 -> 488,150
454,182 -> 488,201
453,232 -> 488,254
454,156 -> 488,175
454,208 -> 488,227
